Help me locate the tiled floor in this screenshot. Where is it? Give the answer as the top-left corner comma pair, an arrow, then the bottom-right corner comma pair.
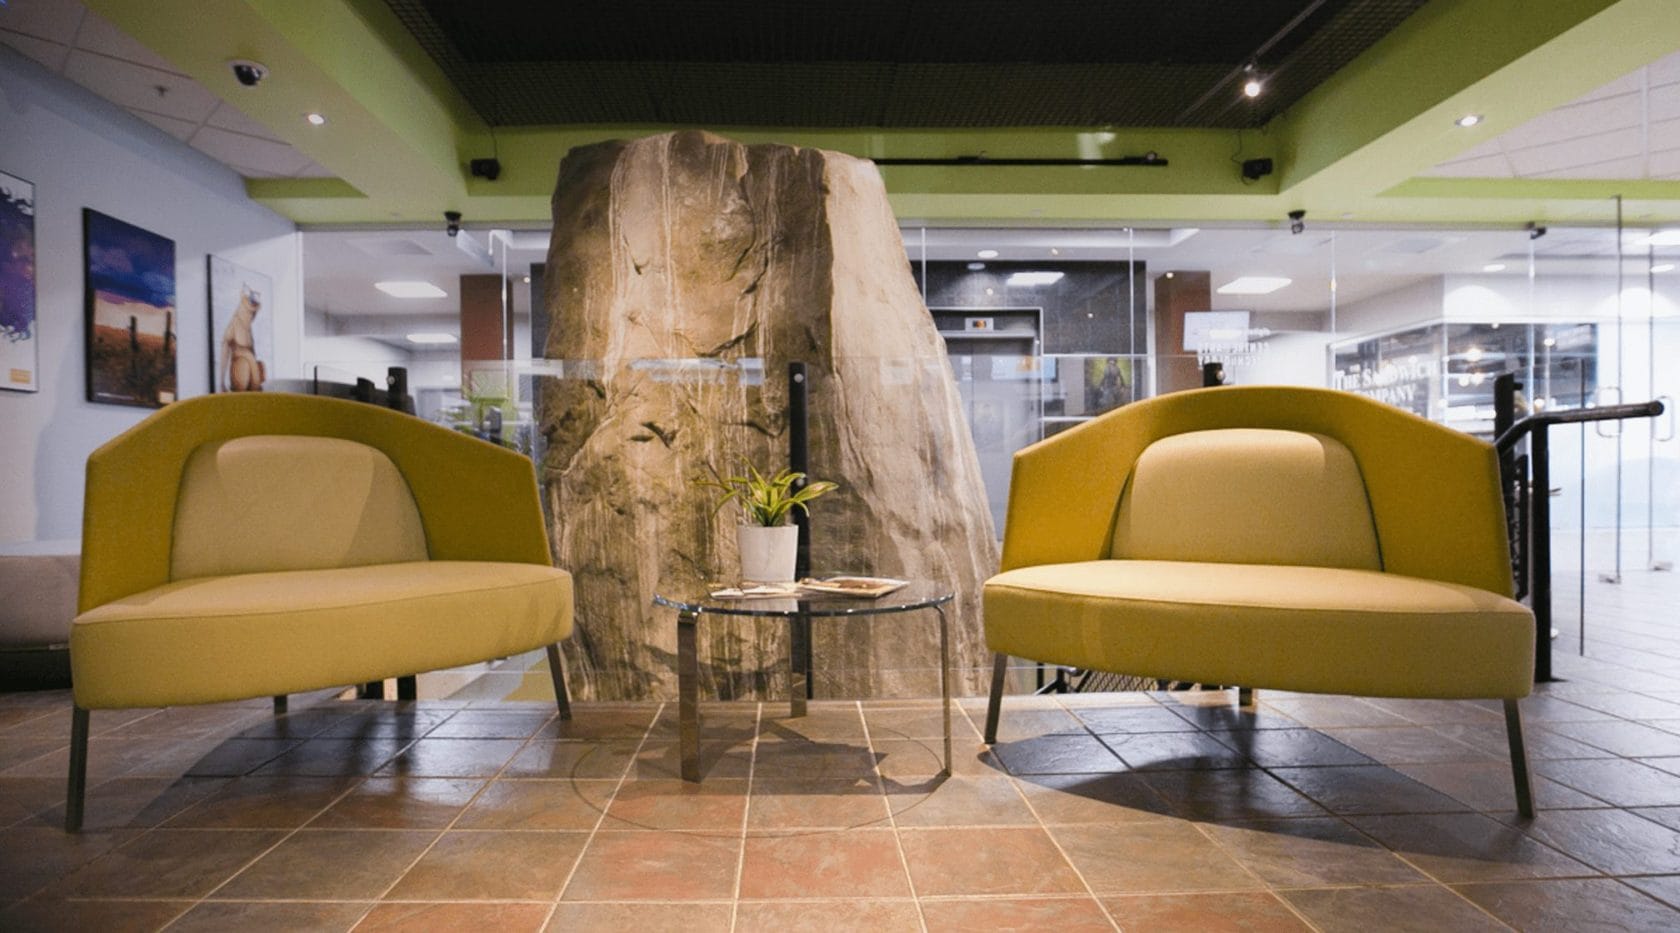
3,573 -> 1680,930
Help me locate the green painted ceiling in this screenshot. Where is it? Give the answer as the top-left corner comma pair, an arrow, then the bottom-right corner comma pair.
82,0 -> 1680,227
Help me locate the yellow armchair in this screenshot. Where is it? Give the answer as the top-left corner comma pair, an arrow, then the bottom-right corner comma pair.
66,393 -> 574,830
982,386 -> 1537,817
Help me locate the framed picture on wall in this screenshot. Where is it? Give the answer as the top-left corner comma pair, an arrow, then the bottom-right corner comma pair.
83,209 -> 177,408
0,170 -> 36,393
207,255 -> 272,392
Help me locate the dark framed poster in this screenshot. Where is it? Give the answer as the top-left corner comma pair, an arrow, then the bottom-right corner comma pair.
0,170 -> 36,392
83,209 -> 176,407
207,255 -> 272,392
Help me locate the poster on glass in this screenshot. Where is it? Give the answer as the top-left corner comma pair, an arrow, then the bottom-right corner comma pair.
0,171 -> 36,393
208,255 -> 272,392
83,209 -> 176,407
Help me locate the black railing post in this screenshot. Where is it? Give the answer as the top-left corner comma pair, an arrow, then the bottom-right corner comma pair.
1530,425 -> 1553,682
789,362 -> 810,581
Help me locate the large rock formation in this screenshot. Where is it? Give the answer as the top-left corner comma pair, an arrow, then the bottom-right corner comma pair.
541,130 -> 999,701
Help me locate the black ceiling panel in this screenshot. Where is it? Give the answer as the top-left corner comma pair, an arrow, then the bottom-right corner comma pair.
383,0 -> 1428,128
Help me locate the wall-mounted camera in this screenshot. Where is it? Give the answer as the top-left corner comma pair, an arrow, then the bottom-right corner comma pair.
1288,209 -> 1306,235
444,211 -> 462,238
228,59 -> 267,88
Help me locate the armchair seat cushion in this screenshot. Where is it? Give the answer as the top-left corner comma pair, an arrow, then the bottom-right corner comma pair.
71,561 -> 572,709
985,560 -> 1532,700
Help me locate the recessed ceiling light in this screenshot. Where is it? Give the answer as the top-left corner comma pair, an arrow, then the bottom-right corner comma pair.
966,262 -> 986,271
376,281 -> 447,298
1653,263 -> 1676,273
1216,276 -> 1292,295
1483,263 -> 1506,272
1243,77 -> 1263,98
1455,114 -> 1483,128
1006,271 -> 1065,287
305,112 -> 326,126
405,332 -> 457,344
1049,247 -> 1060,256
976,249 -> 999,259
522,275 -> 532,283
1542,337 -> 1556,347
1645,231 -> 1680,246
984,287 -> 995,296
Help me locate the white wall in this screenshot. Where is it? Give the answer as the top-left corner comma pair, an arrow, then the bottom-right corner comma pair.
0,48 -> 300,543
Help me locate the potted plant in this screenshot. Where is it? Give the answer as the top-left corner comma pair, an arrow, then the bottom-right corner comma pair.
698,464 -> 838,582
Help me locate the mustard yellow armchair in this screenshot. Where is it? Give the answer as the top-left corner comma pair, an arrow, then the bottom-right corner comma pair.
67,393 -> 573,830
982,386 -> 1537,817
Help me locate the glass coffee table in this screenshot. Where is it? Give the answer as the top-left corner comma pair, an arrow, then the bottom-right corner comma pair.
652,580 -> 956,781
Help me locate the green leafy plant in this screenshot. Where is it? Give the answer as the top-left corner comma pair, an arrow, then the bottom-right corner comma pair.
697,463 -> 838,527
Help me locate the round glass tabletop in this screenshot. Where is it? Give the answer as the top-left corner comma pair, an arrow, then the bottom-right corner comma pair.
652,577 -> 954,618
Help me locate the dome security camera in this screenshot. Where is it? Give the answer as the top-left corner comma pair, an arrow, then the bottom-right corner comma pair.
228,59 -> 267,87
444,211 -> 462,238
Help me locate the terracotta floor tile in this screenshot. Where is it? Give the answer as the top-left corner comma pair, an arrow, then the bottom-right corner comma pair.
864,706 -> 974,741
1203,818 -> 1427,887
631,740 -> 752,781
179,738 -> 301,776
562,830 -> 740,900
0,825 -> 135,899
990,734 -> 1124,775
0,737 -> 67,774
1211,729 -> 1374,767
1431,721 -> 1614,760
1363,698 -> 1505,725
0,776 -> 58,827
1264,698 -> 1412,729
1349,812 -> 1595,882
900,826 -> 1085,896
1319,726 -> 1495,765
1564,693 -> 1680,720
758,708 -> 867,743
455,779 -> 611,831
887,775 -> 1036,827
1101,731 -> 1252,770
1539,757 -> 1680,807
873,738 -> 999,780
538,707 -> 659,740
0,897 -> 192,932
1050,820 -> 1262,894
310,777 -> 485,829
114,704 -> 273,739
1455,878 -> 1680,929
1541,720 -> 1680,757
1165,702 -> 1302,732
27,775 -> 229,832
986,707 -> 1087,741
547,901 -> 732,933
1519,808 -> 1680,874
428,710 -> 558,739
507,739 -> 640,780
920,896 -> 1113,932
748,778 -> 890,830
384,830 -> 587,900
735,898 -> 919,932
316,709 -> 454,741
215,828 -> 436,899
752,741 -> 880,782
602,778 -> 746,831
1511,694 -> 1618,722
1632,807 -> 1680,833
1269,766 -> 1470,815
50,828 -> 283,899
359,901 -> 554,932
1144,769 -> 1327,821
1103,891 -> 1309,931
170,900 -> 372,932
1624,874 -> 1680,909
1394,761 -> 1606,812
376,738 -> 526,778
740,829 -> 912,898
1074,706 -> 1197,734
164,775 -> 358,829
1013,772 -> 1173,823
1279,884 -> 1505,932
251,738 -> 412,777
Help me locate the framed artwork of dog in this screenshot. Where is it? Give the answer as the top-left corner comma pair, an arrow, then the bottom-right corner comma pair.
208,255 -> 272,393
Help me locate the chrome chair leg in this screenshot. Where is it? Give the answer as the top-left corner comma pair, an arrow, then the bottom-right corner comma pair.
984,652 -> 1008,744
545,643 -> 572,720
66,706 -> 89,832
1504,698 -> 1535,819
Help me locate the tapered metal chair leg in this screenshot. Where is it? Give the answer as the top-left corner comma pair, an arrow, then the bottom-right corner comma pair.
272,695 -> 287,714
546,643 -> 572,720
1504,699 -> 1535,819
66,706 -> 89,832
984,652 -> 1008,744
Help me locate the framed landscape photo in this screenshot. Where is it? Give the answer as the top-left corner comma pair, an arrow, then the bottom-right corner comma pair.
0,171 -> 36,392
207,255 -> 272,392
83,209 -> 177,407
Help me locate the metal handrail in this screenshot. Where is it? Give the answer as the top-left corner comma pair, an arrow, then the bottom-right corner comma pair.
1494,399 -> 1665,453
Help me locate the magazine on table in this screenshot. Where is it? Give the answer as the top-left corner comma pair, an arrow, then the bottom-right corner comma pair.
707,576 -> 909,600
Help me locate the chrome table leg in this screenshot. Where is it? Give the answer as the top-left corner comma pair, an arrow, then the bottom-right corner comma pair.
936,604 -> 952,777
679,610 -> 701,782
790,612 -> 810,718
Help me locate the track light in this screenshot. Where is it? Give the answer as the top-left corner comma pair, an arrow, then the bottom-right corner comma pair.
1288,210 -> 1306,236
1242,63 -> 1263,98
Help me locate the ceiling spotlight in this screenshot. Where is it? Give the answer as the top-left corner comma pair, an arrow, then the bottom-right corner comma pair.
1483,263 -> 1506,272
405,333 -> 458,345
976,249 -> 999,259
1652,263 -> 1676,273
305,112 -> 326,126
377,281 -> 447,299
1217,276 -> 1292,295
1242,63 -> 1263,98
1288,209 -> 1306,235
1455,113 -> 1484,128
1644,231 -> 1680,246
966,262 -> 986,271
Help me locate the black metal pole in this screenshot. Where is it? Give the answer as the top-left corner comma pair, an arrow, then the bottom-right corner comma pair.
1531,425 -> 1553,682
789,362 -> 810,580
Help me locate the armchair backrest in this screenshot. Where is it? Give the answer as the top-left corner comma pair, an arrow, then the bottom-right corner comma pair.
1001,386 -> 1514,597
1110,428 -> 1382,570
170,436 -> 429,580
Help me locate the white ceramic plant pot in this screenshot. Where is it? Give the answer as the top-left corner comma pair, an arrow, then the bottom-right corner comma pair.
737,524 -> 798,583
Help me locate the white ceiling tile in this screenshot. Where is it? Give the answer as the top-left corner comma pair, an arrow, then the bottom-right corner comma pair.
190,126 -> 311,177
1648,116 -> 1680,154
1649,83 -> 1680,124
0,0 -> 85,44
1649,147 -> 1680,179
1508,126 -> 1642,176
62,48 -> 218,121
1646,50 -> 1680,89
0,27 -> 69,72
129,108 -> 198,141
72,8 -> 181,74
204,101 -> 285,142
292,158 -> 337,179
1574,72 -> 1644,104
1527,154 -> 1646,180
1437,137 -> 1507,165
1423,153 -> 1513,178
228,163 -> 288,179
1499,93 -> 1642,152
